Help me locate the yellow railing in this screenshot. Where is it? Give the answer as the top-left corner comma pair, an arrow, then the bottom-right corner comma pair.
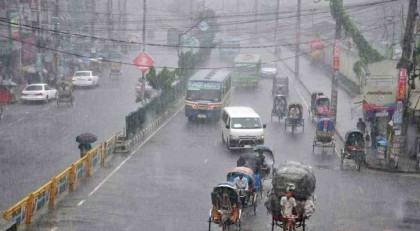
2,132 -> 119,226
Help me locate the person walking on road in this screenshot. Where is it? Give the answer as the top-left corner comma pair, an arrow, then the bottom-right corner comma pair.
356,118 -> 366,133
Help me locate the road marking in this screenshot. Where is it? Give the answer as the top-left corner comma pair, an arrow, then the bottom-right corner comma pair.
77,200 -> 85,206
358,186 -> 364,194
17,117 -> 24,122
87,106 -> 184,197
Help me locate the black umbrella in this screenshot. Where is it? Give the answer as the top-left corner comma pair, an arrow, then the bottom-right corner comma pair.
76,132 -> 97,144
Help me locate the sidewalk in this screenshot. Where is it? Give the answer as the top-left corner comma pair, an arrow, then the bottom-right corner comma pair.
275,46 -> 419,173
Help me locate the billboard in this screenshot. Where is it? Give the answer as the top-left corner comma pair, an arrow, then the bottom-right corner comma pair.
363,85 -> 396,110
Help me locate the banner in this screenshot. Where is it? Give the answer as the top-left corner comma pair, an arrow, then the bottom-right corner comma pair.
7,10 -> 20,39
396,68 -> 407,100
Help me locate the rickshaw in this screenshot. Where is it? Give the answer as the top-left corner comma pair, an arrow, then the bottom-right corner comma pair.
272,76 -> 289,97
227,166 -> 257,215
271,94 -> 287,122
110,61 -> 122,79
267,161 -> 316,231
284,103 -> 304,135
208,181 -> 242,231
340,129 -> 365,171
56,80 -> 74,106
312,118 -> 335,154
236,145 -> 275,198
309,92 -> 330,122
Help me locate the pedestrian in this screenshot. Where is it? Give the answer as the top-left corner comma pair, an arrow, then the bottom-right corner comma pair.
365,132 -> 371,147
370,121 -> 377,149
78,143 -> 92,158
356,118 -> 366,133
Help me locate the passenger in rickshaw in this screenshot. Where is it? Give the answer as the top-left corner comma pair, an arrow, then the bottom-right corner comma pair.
289,106 -> 300,120
345,132 -> 364,151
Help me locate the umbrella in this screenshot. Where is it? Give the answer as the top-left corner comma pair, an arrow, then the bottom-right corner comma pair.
76,132 -> 97,144
309,38 -> 325,48
22,65 -> 48,74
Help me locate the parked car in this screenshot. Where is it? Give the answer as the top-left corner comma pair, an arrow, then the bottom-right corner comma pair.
21,83 -> 57,103
262,62 -> 278,78
71,71 -> 99,88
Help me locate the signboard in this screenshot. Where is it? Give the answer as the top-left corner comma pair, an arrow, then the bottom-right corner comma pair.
133,52 -> 155,73
362,85 -> 396,110
396,68 -> 407,100
187,81 -> 221,90
7,10 -> 20,39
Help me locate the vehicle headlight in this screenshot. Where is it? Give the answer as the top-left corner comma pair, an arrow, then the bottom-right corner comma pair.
256,134 -> 265,140
229,135 -> 238,140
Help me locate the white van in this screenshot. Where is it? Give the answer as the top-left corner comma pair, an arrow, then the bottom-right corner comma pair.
221,106 -> 266,150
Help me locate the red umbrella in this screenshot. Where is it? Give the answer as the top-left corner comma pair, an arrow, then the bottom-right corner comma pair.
309,38 -> 325,48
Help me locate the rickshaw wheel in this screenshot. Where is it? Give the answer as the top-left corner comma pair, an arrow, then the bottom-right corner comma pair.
271,217 -> 275,231
356,157 -> 361,171
208,216 -> 211,231
253,194 -> 257,215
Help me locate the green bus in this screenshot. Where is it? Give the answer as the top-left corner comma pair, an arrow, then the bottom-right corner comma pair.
233,53 -> 262,87
185,69 -> 232,122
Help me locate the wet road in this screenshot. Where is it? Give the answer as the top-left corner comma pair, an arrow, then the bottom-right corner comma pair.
26,45 -> 420,231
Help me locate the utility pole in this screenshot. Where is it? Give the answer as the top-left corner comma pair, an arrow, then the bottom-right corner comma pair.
397,0 -> 418,164
54,0 -> 59,76
254,0 -> 257,39
141,0 -> 147,100
274,0 -> 280,54
330,0 -> 342,126
295,0 -> 301,79
107,0 -> 112,41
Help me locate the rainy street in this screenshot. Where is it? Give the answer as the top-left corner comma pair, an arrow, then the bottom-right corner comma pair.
28,44 -> 420,231
0,0 -> 419,231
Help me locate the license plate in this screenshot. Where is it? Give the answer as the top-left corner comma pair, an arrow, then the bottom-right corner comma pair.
244,145 -> 251,148
197,114 -> 206,118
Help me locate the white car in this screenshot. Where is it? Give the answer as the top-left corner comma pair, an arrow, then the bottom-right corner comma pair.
262,62 -> 278,78
21,83 -> 57,103
71,71 -> 99,88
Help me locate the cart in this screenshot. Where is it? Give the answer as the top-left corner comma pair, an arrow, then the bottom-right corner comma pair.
227,166 -> 258,215
56,81 -> 74,106
265,161 -> 316,231
309,92 -> 330,123
284,103 -> 304,134
271,94 -> 287,122
208,181 -> 242,231
312,117 -> 335,154
340,129 -> 366,171
272,76 -> 289,97
110,61 -> 122,79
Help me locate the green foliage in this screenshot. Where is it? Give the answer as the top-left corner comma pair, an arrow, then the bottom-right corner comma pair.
329,0 -> 385,77
146,66 -> 176,91
157,67 -> 175,91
